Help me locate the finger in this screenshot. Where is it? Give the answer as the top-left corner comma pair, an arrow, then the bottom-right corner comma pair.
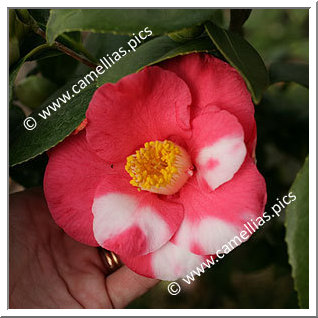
105,265 -> 159,308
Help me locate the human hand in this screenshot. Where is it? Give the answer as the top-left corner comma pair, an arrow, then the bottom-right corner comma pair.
9,188 -> 158,308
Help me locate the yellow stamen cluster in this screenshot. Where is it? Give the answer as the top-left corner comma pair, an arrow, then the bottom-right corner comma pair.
125,140 -> 192,195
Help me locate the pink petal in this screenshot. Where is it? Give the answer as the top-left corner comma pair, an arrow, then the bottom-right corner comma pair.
86,66 -> 192,163
190,106 -> 246,190
159,53 -> 255,155
171,156 -> 267,255
120,242 -> 206,280
44,131 -> 113,246
92,168 -> 184,257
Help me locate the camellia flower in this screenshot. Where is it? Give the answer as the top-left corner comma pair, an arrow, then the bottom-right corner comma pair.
44,53 -> 267,281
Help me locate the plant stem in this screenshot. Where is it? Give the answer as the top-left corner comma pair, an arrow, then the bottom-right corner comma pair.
35,28 -> 98,69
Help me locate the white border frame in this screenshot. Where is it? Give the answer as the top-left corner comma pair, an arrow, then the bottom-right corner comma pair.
3,1 -> 316,316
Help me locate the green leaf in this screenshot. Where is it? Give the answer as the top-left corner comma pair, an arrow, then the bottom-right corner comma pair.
9,82 -> 96,167
18,32 -> 48,58
97,36 -> 215,86
86,33 -> 131,59
74,32 -> 131,76
9,43 -> 52,102
9,9 -> 31,66
21,9 -> 96,63
269,62 -> 309,88
10,9 -> 31,40
37,53 -> 79,86
229,9 -> 252,34
9,36 -> 20,66
57,32 -> 97,63
28,9 -> 50,27
205,21 -> 269,104
46,9 -> 217,43
9,104 -> 25,144
285,156 -> 309,308
168,25 -> 204,43
15,75 -> 58,109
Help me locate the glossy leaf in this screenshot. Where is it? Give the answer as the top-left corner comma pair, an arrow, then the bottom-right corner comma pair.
46,9 -> 217,43
269,62 -> 309,88
97,36 -> 215,86
205,21 -> 269,104
285,156 -> 309,308
9,83 -> 96,166
229,9 -> 252,34
74,32 -> 131,76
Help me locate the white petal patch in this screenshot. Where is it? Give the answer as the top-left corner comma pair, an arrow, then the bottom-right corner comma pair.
152,242 -> 204,281
92,193 -> 136,244
92,193 -> 169,254
137,206 -> 169,251
173,217 -> 242,255
196,217 -> 242,254
197,136 -> 246,190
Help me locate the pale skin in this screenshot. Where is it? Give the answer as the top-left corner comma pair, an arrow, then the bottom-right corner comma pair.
9,188 -> 158,308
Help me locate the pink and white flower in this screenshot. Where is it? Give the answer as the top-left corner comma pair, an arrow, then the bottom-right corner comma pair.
44,53 -> 267,280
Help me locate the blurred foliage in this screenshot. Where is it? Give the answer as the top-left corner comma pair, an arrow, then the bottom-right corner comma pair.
269,62 -> 308,88
244,9 -> 308,63
15,75 -> 58,109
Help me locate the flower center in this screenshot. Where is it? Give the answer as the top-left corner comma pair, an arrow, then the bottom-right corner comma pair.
125,140 -> 193,195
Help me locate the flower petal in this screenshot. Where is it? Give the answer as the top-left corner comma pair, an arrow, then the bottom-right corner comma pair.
44,131 -> 112,246
190,107 -> 246,190
92,169 -> 184,257
160,53 -> 255,154
171,156 -> 267,255
120,242 -> 205,280
86,66 -> 192,163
